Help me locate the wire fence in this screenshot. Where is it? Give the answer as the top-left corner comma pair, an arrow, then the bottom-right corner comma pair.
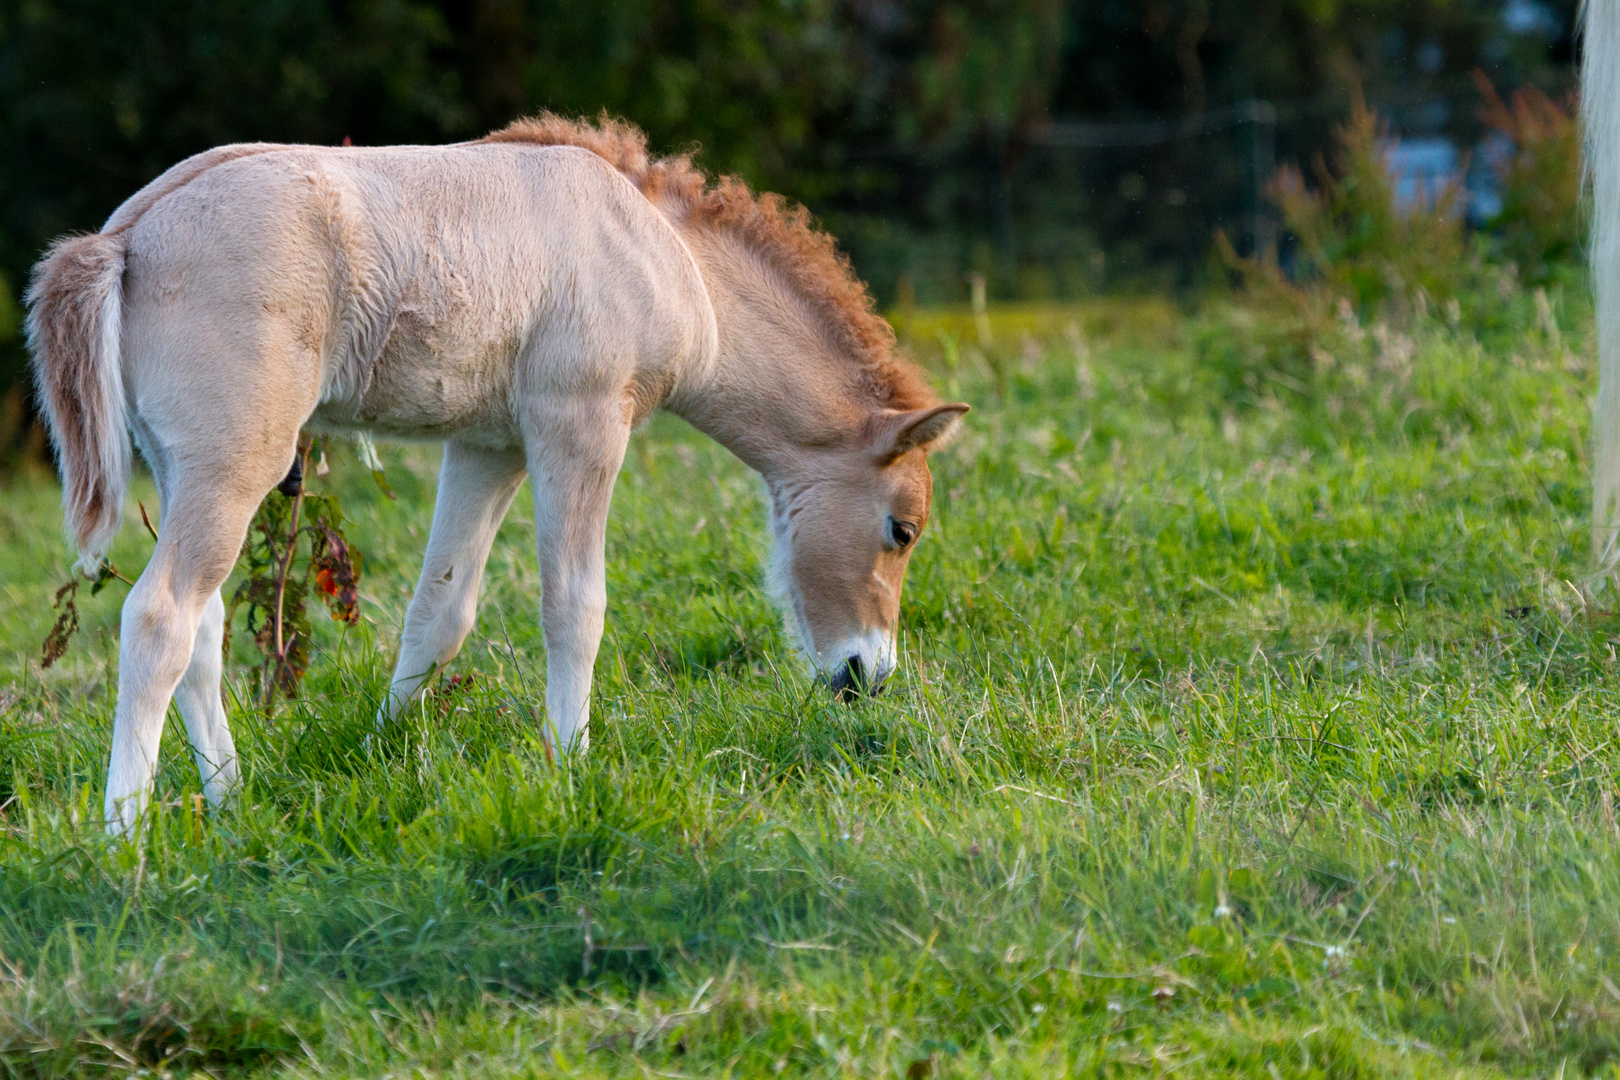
832,80 -> 1548,305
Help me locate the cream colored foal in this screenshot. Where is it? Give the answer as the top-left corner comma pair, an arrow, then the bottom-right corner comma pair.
27,115 -> 966,835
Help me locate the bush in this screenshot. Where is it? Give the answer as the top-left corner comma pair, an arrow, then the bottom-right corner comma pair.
1268,92 -> 1470,313
1203,77 -> 1585,425
1474,72 -> 1582,285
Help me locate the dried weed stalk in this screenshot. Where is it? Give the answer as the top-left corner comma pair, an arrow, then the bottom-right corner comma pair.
225,436 -> 364,707
40,434 -> 365,708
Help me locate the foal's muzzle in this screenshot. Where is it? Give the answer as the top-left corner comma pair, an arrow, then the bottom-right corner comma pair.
828,654 -> 888,703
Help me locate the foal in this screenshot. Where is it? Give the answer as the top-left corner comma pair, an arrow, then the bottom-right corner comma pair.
27,115 -> 967,835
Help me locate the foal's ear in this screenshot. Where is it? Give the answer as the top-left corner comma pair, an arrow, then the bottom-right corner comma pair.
873,404 -> 970,463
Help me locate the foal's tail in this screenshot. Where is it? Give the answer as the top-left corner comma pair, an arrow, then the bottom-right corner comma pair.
25,232 -> 131,575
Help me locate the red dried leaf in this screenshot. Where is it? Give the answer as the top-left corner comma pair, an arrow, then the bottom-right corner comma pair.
313,520 -> 362,625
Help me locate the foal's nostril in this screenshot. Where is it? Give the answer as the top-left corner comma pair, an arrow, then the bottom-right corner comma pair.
829,655 -> 862,703
829,654 -> 886,703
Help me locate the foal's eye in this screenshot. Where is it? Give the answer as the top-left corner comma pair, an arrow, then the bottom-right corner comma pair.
888,518 -> 918,549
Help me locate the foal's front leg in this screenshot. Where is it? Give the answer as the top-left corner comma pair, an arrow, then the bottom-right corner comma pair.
382,441 -> 528,723
524,399 -> 632,753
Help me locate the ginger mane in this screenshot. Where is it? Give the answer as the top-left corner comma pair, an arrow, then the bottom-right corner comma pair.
481,113 -> 936,412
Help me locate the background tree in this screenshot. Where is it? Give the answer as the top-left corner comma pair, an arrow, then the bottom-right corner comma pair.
0,0 -> 1577,462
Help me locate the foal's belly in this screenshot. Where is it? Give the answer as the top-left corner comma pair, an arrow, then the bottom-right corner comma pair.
313,317 -> 522,444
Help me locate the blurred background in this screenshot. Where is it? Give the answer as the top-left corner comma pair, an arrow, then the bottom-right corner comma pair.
0,0 -> 1581,465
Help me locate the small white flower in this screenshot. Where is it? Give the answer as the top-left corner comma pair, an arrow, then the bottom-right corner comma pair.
1107,1000 -> 1124,1013
1031,1003 -> 1046,1014
1213,903 -> 1233,919
1442,916 -> 1457,925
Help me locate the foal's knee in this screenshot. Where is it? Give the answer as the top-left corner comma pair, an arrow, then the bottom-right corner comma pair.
436,592 -> 483,665
404,578 -> 480,667
428,619 -> 474,667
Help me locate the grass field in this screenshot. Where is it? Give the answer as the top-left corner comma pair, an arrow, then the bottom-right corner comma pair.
3,287 -> 1620,1077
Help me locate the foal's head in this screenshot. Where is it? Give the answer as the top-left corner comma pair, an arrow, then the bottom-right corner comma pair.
768,403 -> 968,699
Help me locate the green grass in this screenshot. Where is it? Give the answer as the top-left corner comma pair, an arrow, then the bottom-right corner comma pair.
3,288 -> 1619,1077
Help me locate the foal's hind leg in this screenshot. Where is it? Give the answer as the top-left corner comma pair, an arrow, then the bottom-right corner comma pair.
106,474 -> 287,835
381,441 -> 528,723
172,589 -> 239,807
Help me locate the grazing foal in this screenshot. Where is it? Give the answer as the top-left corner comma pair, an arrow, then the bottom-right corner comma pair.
27,115 -> 966,834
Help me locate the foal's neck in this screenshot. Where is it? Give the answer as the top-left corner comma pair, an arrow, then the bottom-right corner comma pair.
666,226 -> 871,475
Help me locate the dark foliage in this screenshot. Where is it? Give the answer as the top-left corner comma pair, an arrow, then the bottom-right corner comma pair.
0,0 -> 1578,462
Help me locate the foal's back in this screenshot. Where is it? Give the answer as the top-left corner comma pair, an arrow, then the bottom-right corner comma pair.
117,141 -> 716,446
